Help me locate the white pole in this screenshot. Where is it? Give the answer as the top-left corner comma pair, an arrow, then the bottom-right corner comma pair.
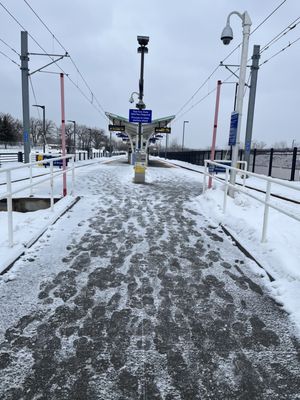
229,11 -> 252,196
29,163 -> 33,196
71,156 -> 75,195
223,168 -> 229,213
6,170 -> 13,247
261,180 -> 271,242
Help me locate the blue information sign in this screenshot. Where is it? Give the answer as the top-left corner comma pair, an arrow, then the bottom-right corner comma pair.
129,109 -> 152,123
245,139 -> 251,152
228,112 -> 239,146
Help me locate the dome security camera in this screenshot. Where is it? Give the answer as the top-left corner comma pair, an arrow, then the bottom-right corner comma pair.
221,24 -> 233,45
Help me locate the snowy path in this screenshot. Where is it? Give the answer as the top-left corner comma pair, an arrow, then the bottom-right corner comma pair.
0,158 -> 299,399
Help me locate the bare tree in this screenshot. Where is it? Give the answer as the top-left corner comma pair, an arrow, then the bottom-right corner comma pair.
252,140 -> 267,149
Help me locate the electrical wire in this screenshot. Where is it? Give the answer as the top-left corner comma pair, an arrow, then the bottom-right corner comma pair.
22,0 -> 106,115
260,16 -> 300,54
29,76 -> 41,119
0,36 -> 20,56
260,35 -> 300,66
0,1 -> 107,121
174,0 -> 288,118
0,50 -> 20,67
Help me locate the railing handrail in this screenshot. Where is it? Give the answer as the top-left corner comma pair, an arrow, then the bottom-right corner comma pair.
1,154 -> 75,248
203,160 -> 300,242
0,154 -> 74,174
206,160 -> 300,192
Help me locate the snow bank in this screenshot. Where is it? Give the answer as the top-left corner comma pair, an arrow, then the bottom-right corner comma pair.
190,183 -> 300,331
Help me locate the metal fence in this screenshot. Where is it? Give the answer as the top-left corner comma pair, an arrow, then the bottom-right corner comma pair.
160,147 -> 300,181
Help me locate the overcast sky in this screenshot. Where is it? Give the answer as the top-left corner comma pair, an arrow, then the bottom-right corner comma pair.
0,0 -> 299,149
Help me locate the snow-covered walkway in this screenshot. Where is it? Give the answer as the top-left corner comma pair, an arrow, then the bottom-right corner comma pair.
0,158 -> 299,399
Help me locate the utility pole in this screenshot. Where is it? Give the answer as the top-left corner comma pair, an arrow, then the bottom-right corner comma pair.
21,31 -> 31,163
244,45 -> 260,171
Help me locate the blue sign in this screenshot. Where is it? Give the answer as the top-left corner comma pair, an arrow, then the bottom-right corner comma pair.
245,140 -> 251,152
228,112 -> 239,146
24,131 -> 29,142
129,109 -> 152,123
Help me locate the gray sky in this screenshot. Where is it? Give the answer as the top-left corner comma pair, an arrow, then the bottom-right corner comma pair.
0,0 -> 299,149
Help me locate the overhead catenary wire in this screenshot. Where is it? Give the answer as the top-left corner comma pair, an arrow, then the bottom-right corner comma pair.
0,36 -> 20,56
0,1 -> 107,121
22,0 -> 107,115
260,16 -> 300,54
29,75 -> 41,119
174,0 -> 289,120
260,35 -> 300,66
0,50 -> 20,67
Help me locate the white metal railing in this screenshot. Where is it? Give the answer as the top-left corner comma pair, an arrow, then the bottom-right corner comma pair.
0,155 -> 75,247
203,160 -> 300,242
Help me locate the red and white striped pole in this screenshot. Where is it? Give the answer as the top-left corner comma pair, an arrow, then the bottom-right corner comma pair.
60,73 -> 67,196
208,80 -> 222,189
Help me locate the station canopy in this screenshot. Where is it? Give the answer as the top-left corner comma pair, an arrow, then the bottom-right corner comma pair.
105,112 -> 175,141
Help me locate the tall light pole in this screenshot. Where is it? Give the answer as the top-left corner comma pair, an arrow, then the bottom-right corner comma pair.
221,11 -> 252,194
67,120 -> 76,160
32,104 -> 46,153
182,120 -> 189,151
137,36 -> 149,151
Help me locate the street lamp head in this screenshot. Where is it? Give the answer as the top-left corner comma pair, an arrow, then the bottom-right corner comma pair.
184,120 -> 189,124
221,24 -> 233,45
32,104 -> 45,109
137,35 -> 149,46
129,95 -> 135,103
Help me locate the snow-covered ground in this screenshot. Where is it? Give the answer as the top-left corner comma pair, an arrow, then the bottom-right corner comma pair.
0,156 -> 122,273
160,157 -> 300,331
1,155 -> 300,332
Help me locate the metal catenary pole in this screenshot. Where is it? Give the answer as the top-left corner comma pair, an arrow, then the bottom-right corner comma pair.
60,73 -> 67,196
244,45 -> 260,171
208,80 -> 222,189
20,31 -> 31,163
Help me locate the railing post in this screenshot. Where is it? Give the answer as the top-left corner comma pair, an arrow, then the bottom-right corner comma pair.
290,147 -> 297,181
29,163 -> 33,196
252,148 -> 256,173
223,168 -> 229,213
261,180 -> 271,242
268,148 -> 274,177
6,170 -> 13,247
50,160 -> 54,211
71,156 -> 75,195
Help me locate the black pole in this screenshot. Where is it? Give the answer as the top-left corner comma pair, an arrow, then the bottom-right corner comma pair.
252,148 -> 257,172
268,148 -> 274,177
42,106 -> 46,153
290,147 -> 298,181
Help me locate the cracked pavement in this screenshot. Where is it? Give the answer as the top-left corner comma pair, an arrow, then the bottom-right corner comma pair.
0,158 -> 299,399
